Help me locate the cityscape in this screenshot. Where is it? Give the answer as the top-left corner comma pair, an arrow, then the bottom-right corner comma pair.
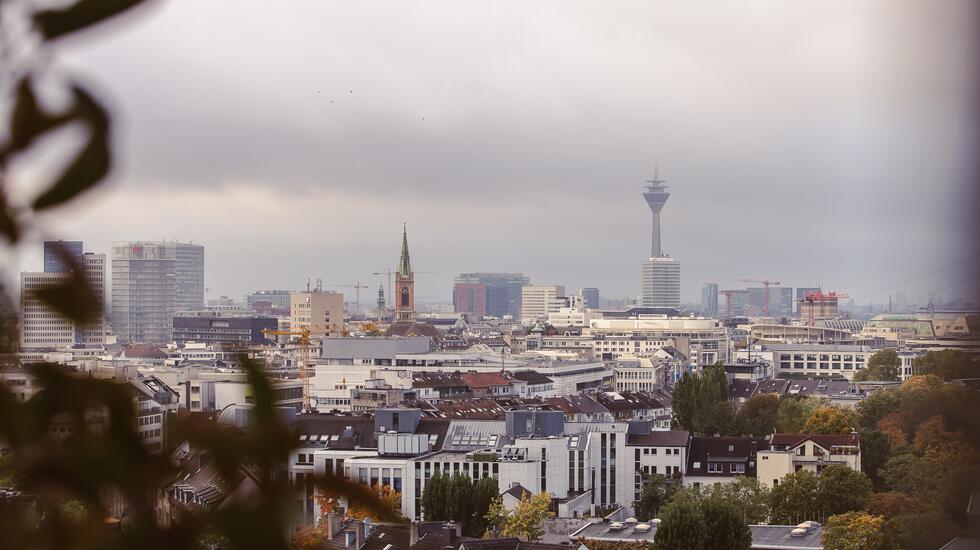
0,2 -> 978,550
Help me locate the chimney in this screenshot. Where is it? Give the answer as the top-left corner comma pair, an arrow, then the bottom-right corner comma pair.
326,512 -> 342,539
444,521 -> 460,544
355,520 -> 366,549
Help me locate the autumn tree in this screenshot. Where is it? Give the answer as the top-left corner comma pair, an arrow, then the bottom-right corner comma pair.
822,512 -> 897,550
866,492 -> 926,520
912,415 -> 960,450
853,350 -> 900,382
487,492 -> 553,542
735,394 -> 780,436
802,405 -> 858,434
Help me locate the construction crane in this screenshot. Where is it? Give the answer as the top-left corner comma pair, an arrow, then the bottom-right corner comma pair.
261,326 -> 332,413
736,279 -> 782,317
799,290 -> 849,326
330,281 -> 369,315
371,269 -> 437,303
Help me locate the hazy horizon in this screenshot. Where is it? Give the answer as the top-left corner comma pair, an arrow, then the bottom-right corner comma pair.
6,0 -> 978,306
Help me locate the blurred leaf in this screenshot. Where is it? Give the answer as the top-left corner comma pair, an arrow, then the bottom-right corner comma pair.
0,78 -> 74,162
33,0 -> 149,41
0,191 -> 18,242
30,243 -> 102,323
32,85 -> 111,211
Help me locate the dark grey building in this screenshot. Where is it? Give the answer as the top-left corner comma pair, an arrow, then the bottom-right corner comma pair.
453,272 -> 529,317
43,240 -> 83,273
580,287 -> 600,309
701,283 -> 718,316
246,290 -> 293,310
172,316 -> 277,346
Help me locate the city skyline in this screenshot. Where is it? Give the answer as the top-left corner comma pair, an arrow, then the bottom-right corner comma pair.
6,0 -> 977,306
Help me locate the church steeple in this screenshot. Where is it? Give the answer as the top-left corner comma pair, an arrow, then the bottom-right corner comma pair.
398,223 -> 412,278
394,224 -> 415,322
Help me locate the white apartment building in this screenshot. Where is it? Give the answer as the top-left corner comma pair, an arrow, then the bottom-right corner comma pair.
20,252 -> 107,350
587,316 -> 727,365
734,344 -> 874,380
547,305 -> 594,328
521,285 -> 565,323
757,434 -> 861,489
291,410 -> 659,523
613,357 -> 664,392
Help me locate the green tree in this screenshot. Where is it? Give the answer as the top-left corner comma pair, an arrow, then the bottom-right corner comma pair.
803,405 -> 859,434
468,477 -> 499,537
858,428 -> 891,489
815,465 -> 872,517
703,476 -> 771,524
735,394 -> 780,436
701,499 -> 751,550
776,396 -> 822,433
634,474 -> 677,521
652,498 -> 706,550
446,473 -> 473,528
886,512 -> 965,550
421,473 -> 449,520
769,470 -> 819,524
670,364 -> 734,435
855,389 -> 901,431
853,350 -> 900,382
822,512 -> 897,550
912,350 -> 977,381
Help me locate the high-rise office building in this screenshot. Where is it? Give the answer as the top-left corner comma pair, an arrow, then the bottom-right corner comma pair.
453,273 -> 529,317
22,244 -> 106,349
111,241 -> 204,344
641,257 -> 681,308
521,285 -> 565,323
247,290 -> 293,311
777,287 -> 794,318
701,283 -> 719,316
580,287 -> 600,309
640,171 -> 681,308
43,240 -> 83,273
174,243 -> 205,312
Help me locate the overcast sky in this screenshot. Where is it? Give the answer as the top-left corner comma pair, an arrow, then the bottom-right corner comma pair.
8,0 -> 979,307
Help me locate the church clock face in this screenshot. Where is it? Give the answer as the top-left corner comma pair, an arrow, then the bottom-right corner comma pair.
401,286 -> 410,306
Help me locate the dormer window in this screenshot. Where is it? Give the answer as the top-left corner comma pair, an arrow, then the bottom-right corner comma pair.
728,445 -> 734,452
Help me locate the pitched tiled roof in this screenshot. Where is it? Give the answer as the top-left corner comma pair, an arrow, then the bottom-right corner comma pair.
626,430 -> 690,447
461,372 -> 512,389
543,394 -> 608,415
510,370 -> 552,385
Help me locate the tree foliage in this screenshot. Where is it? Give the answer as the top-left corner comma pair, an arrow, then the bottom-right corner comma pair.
701,499 -> 752,550
802,405 -> 858,434
670,364 -> 734,435
866,492 -> 926,520
853,350 -> 900,382
769,470 -> 820,524
735,394 -> 780,436
775,396 -> 823,434
822,512 -> 897,550
912,350 -> 977,381
420,473 -> 498,537
486,492 -> 552,542
634,474 -> 677,521
652,498 -> 706,550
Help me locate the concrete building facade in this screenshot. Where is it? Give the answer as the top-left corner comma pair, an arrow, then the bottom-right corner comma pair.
21,250 -> 106,349
521,285 -> 566,323
290,291 -> 344,336
641,257 -> 681,308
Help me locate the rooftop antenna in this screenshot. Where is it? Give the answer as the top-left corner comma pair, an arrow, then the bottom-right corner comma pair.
306,278 -> 311,292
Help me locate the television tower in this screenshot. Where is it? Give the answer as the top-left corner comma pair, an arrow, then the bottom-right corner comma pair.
643,167 -> 670,257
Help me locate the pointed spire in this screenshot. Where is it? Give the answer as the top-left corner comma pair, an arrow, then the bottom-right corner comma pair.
398,223 -> 412,278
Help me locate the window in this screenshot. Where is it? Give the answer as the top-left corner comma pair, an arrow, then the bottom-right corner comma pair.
707,463 -> 723,473
730,463 -> 745,474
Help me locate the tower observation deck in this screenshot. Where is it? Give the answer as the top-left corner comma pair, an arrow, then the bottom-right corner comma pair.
642,171 -> 670,258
